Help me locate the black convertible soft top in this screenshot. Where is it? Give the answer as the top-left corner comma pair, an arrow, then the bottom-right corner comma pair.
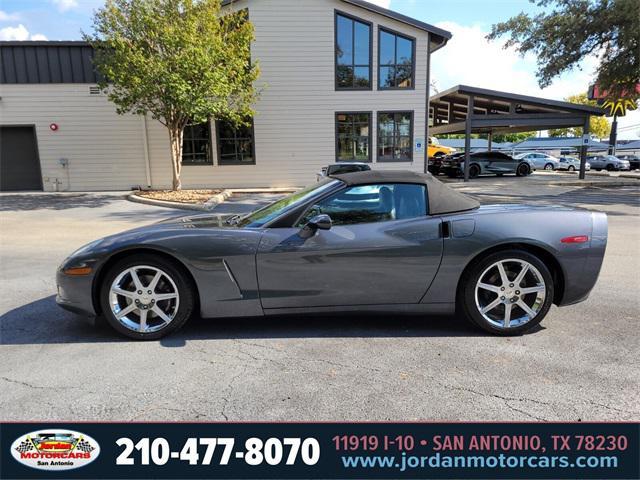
330,170 -> 480,215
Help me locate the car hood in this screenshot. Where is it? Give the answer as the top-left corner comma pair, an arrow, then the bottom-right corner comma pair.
154,213 -> 236,229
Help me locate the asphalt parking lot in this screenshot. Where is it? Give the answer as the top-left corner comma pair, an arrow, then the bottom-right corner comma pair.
1,180 -> 639,421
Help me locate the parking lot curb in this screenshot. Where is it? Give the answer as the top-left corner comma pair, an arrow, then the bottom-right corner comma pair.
544,180 -> 640,187
128,189 -> 233,211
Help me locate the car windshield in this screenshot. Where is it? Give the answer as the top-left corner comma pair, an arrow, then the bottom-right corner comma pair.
235,179 -> 340,228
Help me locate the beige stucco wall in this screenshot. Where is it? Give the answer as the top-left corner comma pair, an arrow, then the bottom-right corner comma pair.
0,0 -> 434,191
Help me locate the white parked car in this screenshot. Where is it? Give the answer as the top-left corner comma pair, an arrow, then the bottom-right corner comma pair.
557,156 -> 591,172
586,154 -> 630,171
514,152 -> 560,170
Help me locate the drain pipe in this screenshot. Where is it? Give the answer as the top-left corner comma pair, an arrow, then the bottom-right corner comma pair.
141,114 -> 152,188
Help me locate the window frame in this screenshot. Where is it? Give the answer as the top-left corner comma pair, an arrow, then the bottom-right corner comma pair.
334,10 -> 373,91
215,118 -> 256,166
334,111 -> 373,163
181,121 -> 214,166
376,110 -> 414,163
294,182 -> 429,227
377,26 -> 416,91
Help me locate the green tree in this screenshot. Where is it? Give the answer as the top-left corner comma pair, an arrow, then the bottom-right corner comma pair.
548,93 -> 611,138
489,132 -> 536,143
488,0 -> 639,98
86,0 -> 260,190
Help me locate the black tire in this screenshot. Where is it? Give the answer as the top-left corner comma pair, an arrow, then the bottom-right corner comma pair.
469,164 -> 480,179
99,254 -> 195,340
567,165 -> 575,172
606,164 -> 615,171
516,162 -> 531,177
459,249 -> 554,336
544,163 -> 554,171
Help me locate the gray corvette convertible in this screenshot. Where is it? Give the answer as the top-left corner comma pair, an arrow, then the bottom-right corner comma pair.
57,171 -> 607,340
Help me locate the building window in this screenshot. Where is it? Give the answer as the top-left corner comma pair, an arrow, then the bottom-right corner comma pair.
216,119 -> 255,165
335,12 -> 372,90
378,28 -> 415,89
336,112 -> 371,162
377,111 -> 413,162
182,122 -> 212,165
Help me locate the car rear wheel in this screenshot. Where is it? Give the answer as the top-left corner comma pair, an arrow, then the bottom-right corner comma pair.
568,165 -> 575,171
460,250 -> 554,335
516,162 -> 531,177
99,254 -> 195,340
544,163 -> 554,170
469,164 -> 480,179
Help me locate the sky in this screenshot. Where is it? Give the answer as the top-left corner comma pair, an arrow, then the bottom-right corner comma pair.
1,0 -> 638,139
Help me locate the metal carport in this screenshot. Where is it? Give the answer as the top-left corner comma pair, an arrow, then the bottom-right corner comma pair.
428,85 -> 604,181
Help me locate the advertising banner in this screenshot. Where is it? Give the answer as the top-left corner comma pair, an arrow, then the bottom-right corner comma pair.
2,422 -> 638,479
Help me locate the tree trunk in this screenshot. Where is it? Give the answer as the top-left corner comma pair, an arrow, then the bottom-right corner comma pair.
168,126 -> 184,191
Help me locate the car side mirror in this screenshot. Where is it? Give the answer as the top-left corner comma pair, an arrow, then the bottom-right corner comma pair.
299,214 -> 332,239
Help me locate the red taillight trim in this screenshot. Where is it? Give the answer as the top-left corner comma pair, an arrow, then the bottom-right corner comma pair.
561,235 -> 589,244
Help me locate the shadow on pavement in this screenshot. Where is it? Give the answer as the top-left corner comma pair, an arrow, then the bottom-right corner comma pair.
0,194 -> 123,212
211,193 -> 285,214
0,295 -> 542,347
469,186 -> 639,215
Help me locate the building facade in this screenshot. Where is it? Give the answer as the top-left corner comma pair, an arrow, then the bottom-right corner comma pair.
0,0 -> 450,192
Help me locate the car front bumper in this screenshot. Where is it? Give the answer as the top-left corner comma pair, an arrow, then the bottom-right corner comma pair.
56,268 -> 98,318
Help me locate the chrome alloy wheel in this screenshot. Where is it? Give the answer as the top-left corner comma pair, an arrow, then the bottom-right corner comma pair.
474,259 -> 546,329
109,265 -> 179,333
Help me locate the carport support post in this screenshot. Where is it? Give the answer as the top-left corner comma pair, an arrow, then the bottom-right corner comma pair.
463,95 -> 474,182
487,132 -> 493,152
579,116 -> 590,180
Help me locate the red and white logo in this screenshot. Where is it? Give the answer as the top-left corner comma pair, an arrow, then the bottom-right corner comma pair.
11,429 -> 100,471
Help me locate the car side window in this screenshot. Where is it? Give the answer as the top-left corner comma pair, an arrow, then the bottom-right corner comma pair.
297,183 -> 427,226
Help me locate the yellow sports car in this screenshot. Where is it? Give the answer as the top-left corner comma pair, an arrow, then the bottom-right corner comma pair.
428,137 -> 456,158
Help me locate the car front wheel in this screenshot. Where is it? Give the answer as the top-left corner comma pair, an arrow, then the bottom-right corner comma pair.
99,254 -> 195,340
606,164 -> 615,171
544,163 -> 554,170
460,250 -> 554,335
516,163 -> 531,176
568,165 -> 575,171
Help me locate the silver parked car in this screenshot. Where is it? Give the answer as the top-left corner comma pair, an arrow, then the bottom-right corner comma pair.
586,154 -> 630,171
440,151 -> 533,178
557,156 -> 590,172
514,152 -> 560,170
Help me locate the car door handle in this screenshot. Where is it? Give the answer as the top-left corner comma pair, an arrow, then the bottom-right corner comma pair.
440,221 -> 451,239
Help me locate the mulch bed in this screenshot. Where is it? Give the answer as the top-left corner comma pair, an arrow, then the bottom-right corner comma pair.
135,189 -> 223,204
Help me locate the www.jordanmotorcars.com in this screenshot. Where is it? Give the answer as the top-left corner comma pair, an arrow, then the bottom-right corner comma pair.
10,429 -> 101,471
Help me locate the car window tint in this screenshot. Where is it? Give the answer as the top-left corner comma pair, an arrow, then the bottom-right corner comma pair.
298,183 -> 427,226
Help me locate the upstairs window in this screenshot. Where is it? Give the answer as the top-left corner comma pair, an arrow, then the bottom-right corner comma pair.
217,119 -> 255,165
378,28 -> 415,89
182,122 -> 212,165
335,12 -> 372,89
